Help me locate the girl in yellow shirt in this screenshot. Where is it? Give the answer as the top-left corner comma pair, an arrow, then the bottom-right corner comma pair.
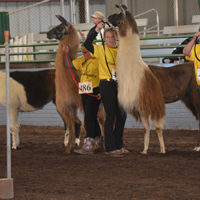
183,31 -> 200,85
72,45 -> 102,154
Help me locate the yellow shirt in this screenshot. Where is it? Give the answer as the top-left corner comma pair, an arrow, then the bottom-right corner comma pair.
72,56 -> 100,88
93,44 -> 118,80
185,44 -> 200,85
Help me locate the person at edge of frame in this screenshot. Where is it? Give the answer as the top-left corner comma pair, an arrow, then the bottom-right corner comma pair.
83,21 -> 129,156
183,29 -> 200,92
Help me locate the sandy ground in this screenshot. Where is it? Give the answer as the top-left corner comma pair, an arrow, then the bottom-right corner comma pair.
0,125 -> 200,200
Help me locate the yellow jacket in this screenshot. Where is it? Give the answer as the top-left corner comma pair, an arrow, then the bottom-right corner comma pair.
93,44 -> 118,80
72,56 -> 100,88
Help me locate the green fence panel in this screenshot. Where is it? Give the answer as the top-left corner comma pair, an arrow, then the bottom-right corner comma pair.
0,12 -> 10,44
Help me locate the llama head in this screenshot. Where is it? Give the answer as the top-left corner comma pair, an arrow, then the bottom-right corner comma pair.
108,4 -> 138,36
47,15 -> 71,40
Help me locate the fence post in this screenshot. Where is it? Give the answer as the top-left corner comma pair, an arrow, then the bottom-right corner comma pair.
0,30 -> 14,200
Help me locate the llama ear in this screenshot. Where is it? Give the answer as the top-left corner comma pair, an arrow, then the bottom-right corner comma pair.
115,4 -> 126,15
121,4 -> 127,15
56,15 -> 68,25
121,4 -> 128,11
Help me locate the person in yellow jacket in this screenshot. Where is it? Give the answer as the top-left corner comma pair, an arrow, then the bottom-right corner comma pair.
183,31 -> 200,86
71,45 -> 102,154
84,24 -> 128,156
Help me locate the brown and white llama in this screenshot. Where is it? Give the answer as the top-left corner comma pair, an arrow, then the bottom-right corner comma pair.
0,69 -> 55,149
47,15 -> 82,153
108,5 -> 166,154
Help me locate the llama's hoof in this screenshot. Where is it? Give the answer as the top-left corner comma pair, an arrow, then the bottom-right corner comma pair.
159,151 -> 166,154
159,149 -> 166,154
140,150 -> 147,155
12,145 -> 18,150
65,149 -> 71,154
194,146 -> 200,151
75,137 -> 80,146
12,147 -> 21,150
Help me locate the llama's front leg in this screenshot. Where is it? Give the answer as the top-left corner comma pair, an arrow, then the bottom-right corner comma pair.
74,116 -> 82,146
10,125 -> 20,149
10,110 -> 20,149
155,127 -> 166,154
64,128 -> 80,147
141,117 -> 151,154
65,123 -> 75,154
141,128 -> 150,154
64,119 -> 81,147
64,128 -> 69,147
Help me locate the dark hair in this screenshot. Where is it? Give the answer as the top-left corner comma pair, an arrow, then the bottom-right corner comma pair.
104,27 -> 117,37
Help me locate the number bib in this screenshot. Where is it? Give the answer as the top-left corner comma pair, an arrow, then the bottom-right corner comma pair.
112,69 -> 117,81
197,68 -> 200,81
78,82 -> 93,94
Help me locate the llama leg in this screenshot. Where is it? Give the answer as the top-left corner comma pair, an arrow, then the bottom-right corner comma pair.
140,116 -> 151,154
97,103 -> 105,137
156,128 -> 166,154
61,118 -> 69,147
64,127 -> 69,147
154,120 -> 165,154
64,120 -> 75,153
65,122 -> 75,153
10,109 -> 20,149
64,116 -> 81,147
57,105 -> 76,154
74,116 -> 82,146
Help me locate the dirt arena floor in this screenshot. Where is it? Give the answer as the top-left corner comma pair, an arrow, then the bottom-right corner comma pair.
0,125 -> 200,200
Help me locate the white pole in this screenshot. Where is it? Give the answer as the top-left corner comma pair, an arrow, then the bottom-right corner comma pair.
5,31 -> 11,179
70,0 -> 73,23
60,0 -> 65,17
0,31 -> 14,200
70,0 -> 76,24
85,0 -> 90,23
174,0 -> 179,26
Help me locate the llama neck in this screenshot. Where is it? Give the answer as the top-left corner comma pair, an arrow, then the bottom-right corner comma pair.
119,28 -> 143,62
55,44 -> 66,76
117,27 -> 147,111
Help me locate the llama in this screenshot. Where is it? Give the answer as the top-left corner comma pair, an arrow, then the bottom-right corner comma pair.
47,15 -> 83,153
150,62 -> 200,118
108,5 -> 166,154
0,69 -> 57,149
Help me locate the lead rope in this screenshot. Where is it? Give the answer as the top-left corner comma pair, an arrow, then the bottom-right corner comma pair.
64,51 -> 99,99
